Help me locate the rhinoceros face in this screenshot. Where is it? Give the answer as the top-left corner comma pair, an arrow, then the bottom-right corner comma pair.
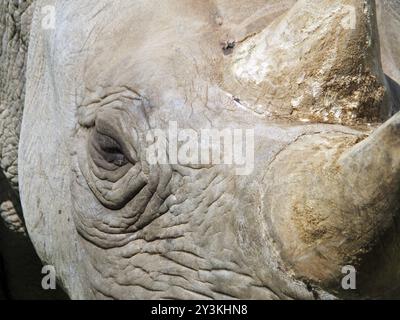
19,0 -> 400,299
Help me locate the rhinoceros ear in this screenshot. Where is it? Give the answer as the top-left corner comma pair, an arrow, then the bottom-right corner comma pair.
223,0 -> 394,125
18,0 -> 89,299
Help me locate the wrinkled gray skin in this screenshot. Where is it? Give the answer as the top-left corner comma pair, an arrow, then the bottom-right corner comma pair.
1,0 -> 400,299
0,0 -> 66,299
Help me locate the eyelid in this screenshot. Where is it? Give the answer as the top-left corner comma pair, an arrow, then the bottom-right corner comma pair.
89,135 -> 126,171
78,87 -> 144,128
95,131 -> 123,152
94,110 -> 139,164
92,131 -> 128,167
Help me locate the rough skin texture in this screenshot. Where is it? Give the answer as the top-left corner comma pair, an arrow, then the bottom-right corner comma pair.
0,0 -> 32,232
0,0 -> 399,300
0,0 -> 66,299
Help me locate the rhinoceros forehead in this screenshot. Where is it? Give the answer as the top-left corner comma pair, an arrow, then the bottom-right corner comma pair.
54,0 -> 391,130
51,1 -> 296,109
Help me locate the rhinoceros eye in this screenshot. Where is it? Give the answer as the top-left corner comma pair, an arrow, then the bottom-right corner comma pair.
91,131 -> 128,167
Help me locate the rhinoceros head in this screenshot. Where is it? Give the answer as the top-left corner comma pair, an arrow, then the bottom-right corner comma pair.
16,0 -> 400,299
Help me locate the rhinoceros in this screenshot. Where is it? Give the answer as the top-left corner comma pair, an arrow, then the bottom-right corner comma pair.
1,0 -> 400,300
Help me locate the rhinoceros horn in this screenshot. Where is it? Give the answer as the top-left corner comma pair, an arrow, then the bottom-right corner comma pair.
244,0 -> 400,297
224,0 -> 395,125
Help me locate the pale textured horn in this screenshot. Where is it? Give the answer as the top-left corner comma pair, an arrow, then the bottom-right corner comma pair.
339,111 -> 400,210
224,0 -> 393,125
263,110 -> 400,295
